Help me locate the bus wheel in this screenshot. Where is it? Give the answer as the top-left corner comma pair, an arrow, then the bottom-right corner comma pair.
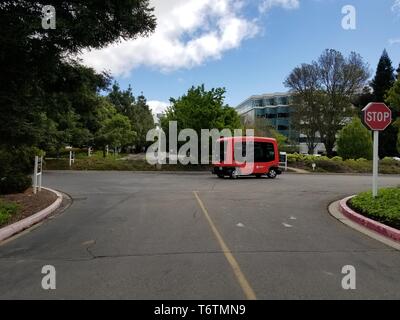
230,169 -> 239,179
267,169 -> 278,179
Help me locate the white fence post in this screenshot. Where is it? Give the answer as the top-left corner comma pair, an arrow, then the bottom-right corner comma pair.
33,156 -> 43,194
280,152 -> 288,172
69,151 -> 75,167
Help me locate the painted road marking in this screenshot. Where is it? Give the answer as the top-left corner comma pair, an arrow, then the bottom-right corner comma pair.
193,191 -> 257,300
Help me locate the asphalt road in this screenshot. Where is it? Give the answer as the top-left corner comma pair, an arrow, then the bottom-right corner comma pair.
0,172 -> 399,299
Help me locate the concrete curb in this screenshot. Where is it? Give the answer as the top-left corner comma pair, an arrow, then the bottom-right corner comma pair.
329,200 -> 400,250
339,196 -> 400,243
0,187 -> 63,242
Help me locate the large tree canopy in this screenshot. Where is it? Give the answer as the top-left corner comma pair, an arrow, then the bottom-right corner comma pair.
370,50 -> 398,157
285,49 -> 370,157
0,0 -> 156,147
161,85 -> 242,135
0,1 -> 156,194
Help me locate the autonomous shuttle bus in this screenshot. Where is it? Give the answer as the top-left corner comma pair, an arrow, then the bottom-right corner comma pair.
212,137 -> 282,179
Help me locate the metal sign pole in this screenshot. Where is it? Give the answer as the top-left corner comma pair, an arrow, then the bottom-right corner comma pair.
372,131 -> 379,198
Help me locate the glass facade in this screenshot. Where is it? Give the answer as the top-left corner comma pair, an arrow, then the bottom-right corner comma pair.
236,93 -> 299,142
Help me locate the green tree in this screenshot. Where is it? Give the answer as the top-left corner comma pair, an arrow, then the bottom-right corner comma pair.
162,85 -> 241,134
337,118 -> 373,160
284,63 -> 322,154
386,79 -> 400,111
97,114 -> 135,154
386,80 -> 400,155
0,1 -> 156,193
107,85 -> 155,153
371,50 -> 396,101
371,50 -> 398,157
129,94 -> 155,153
108,82 -> 136,115
1,1 -> 155,147
317,50 -> 370,157
284,50 -> 370,157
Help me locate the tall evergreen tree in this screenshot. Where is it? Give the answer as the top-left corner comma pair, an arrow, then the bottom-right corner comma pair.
396,63 -> 400,80
371,50 -> 395,100
371,50 -> 398,157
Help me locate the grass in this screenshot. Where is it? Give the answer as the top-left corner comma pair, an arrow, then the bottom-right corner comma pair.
349,187 -> 400,230
0,199 -> 20,226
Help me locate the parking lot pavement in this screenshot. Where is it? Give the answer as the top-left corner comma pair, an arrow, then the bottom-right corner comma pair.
0,172 -> 399,299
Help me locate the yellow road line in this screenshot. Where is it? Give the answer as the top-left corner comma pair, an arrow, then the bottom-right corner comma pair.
193,191 -> 257,300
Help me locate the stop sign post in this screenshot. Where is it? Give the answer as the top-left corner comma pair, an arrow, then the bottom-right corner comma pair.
362,103 -> 392,198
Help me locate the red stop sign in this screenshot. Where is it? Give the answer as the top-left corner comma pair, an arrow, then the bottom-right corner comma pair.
362,102 -> 392,131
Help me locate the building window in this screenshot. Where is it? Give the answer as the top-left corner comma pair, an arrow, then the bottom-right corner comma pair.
278,125 -> 289,131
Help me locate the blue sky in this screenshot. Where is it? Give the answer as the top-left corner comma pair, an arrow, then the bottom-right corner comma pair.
81,0 -> 400,113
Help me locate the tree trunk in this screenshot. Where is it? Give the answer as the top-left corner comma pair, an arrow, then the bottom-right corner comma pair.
323,137 -> 336,158
307,140 -> 317,155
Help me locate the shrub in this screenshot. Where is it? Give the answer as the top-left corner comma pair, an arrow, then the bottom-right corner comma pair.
0,174 -> 32,195
313,160 -> 347,172
350,188 -> 400,229
331,156 -> 343,162
337,117 -> 373,160
0,146 -> 38,195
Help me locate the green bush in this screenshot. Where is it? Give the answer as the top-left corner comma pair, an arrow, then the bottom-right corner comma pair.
0,175 -> 32,195
350,188 -> 400,229
0,146 -> 38,194
337,117 -> 373,160
313,160 -> 347,172
0,200 -> 19,226
331,156 -> 343,162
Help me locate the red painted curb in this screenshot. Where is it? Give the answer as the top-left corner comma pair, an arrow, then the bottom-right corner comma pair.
0,188 -> 63,242
339,196 -> 400,243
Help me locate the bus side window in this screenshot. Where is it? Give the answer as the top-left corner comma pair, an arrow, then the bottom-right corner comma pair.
254,142 -> 275,162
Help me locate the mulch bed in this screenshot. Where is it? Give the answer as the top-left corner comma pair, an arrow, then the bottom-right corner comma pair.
0,188 -> 57,228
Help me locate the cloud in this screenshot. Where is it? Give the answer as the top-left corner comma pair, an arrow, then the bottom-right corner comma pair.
259,0 -> 300,13
392,0 -> 400,15
389,38 -> 400,45
148,100 -> 171,115
80,0 -> 300,76
80,0 -> 259,76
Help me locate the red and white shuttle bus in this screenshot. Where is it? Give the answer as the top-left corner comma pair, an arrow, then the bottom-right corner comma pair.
212,137 -> 282,179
